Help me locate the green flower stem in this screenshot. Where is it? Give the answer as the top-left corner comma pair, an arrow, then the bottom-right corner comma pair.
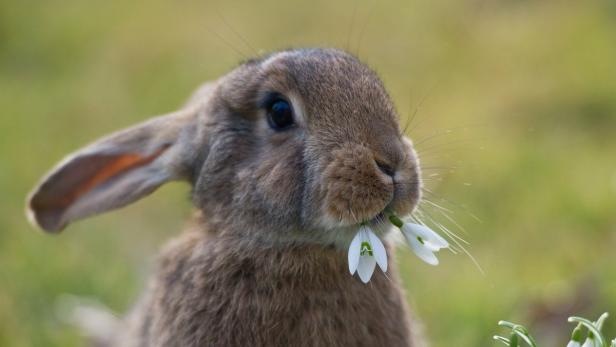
595,312 -> 610,331
388,214 -> 404,228
497,321 -> 537,347
511,328 -> 537,347
493,336 -> 511,346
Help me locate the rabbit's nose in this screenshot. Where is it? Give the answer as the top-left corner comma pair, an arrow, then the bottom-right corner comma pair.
321,143 -> 396,225
375,159 -> 396,177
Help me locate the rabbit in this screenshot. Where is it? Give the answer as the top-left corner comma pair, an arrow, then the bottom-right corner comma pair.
26,48 -> 427,347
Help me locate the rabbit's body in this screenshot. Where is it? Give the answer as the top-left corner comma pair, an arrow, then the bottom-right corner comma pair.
117,225 -> 415,346
28,48 -> 426,346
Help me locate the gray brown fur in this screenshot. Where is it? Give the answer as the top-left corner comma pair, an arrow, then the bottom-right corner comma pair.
27,48 -> 425,346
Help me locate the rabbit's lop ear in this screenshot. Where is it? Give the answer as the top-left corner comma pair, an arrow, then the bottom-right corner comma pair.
27,108 -> 200,233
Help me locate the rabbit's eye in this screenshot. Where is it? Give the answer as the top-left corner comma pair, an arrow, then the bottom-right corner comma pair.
266,99 -> 294,130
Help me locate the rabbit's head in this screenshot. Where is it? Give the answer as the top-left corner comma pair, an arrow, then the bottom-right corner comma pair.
27,48 -> 420,247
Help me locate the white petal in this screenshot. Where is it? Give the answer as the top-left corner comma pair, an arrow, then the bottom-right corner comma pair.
581,338 -> 596,347
403,231 -> 439,265
358,225 -> 371,240
367,228 -> 388,272
356,255 -> 377,283
412,223 -> 449,248
403,223 -> 449,249
412,242 -> 439,265
566,341 -> 581,347
423,240 -> 443,252
348,230 -> 363,274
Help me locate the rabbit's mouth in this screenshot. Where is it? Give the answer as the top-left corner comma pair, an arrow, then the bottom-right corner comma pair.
321,146 -> 394,225
373,211 -> 386,221
365,205 -> 404,227
318,140 -> 421,229
367,211 -> 387,226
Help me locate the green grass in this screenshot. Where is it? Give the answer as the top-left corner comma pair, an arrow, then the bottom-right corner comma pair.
1,0 -> 615,345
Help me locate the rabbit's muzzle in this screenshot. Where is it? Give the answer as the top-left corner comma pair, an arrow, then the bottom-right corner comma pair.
321,142 -> 420,225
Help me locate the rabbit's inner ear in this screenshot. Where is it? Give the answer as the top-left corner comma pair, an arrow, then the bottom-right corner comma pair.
37,148 -> 169,212
27,144 -> 172,233
68,147 -> 169,202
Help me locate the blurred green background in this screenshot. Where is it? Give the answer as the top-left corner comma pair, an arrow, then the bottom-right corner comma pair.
1,0 -> 615,346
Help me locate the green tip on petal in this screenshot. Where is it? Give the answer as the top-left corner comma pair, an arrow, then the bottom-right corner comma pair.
360,241 -> 373,256
571,323 -> 584,342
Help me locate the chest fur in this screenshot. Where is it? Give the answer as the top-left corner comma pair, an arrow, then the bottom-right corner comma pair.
139,232 -> 414,347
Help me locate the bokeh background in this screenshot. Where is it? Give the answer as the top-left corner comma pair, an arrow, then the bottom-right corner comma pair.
1,0 -> 616,345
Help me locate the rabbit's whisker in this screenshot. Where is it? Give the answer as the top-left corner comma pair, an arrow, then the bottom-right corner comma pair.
413,208 -> 484,276
354,0 -> 377,58
418,206 -> 468,245
411,210 -> 460,252
422,188 -> 483,223
203,24 -> 248,60
346,0 -> 359,54
214,7 -> 259,56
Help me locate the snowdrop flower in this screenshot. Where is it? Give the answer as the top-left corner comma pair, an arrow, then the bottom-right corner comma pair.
566,323 -> 583,347
582,313 -> 610,347
348,225 -> 387,283
389,215 -> 449,266
568,313 -> 609,347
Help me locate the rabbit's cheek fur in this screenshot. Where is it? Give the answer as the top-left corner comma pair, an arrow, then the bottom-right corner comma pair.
322,143 -> 394,225
243,142 -> 305,228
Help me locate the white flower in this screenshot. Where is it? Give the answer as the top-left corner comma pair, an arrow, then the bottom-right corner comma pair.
348,225 -> 387,283
582,335 -> 600,347
567,322 -> 584,347
400,222 -> 449,266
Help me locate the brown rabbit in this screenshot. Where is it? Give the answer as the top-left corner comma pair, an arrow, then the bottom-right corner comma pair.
27,48 -> 426,347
